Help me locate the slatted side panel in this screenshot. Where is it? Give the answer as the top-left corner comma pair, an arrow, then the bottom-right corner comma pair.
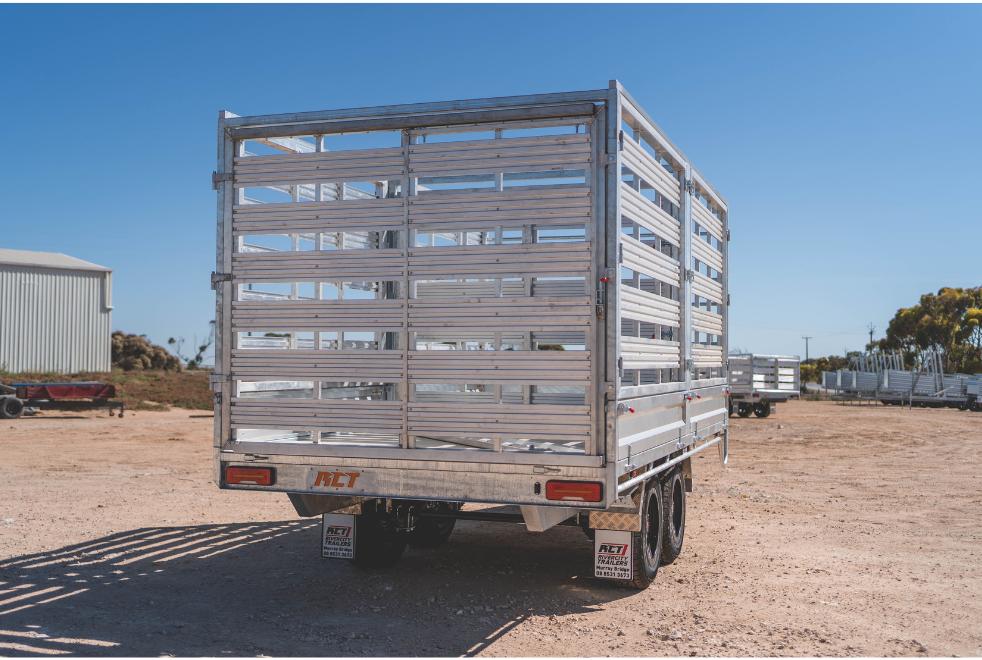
407,403 -> 591,442
228,116 -> 598,456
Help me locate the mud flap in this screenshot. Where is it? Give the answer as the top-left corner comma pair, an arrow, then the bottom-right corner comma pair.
594,530 -> 633,581
322,513 -> 356,559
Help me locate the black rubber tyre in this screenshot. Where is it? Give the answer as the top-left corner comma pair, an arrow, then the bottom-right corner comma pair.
753,402 -> 771,418
408,503 -> 459,548
620,480 -> 663,589
970,399 -> 982,413
660,469 -> 686,565
351,505 -> 407,568
0,396 -> 24,420
737,403 -> 753,418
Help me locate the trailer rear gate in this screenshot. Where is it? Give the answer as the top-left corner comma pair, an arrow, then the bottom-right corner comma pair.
212,81 -> 729,511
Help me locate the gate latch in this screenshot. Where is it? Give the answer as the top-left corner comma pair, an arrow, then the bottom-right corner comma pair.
211,272 -> 232,290
212,171 -> 233,190
596,276 -> 607,319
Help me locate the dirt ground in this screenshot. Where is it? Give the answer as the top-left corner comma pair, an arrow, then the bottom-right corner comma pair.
1,401 -> 980,657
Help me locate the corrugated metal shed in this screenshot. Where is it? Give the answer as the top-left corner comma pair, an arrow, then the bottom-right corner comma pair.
0,249 -> 113,373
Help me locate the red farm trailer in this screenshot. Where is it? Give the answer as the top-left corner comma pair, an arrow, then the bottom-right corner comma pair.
0,382 -> 125,419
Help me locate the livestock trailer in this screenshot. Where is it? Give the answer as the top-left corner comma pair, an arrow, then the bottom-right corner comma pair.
211,81 -> 730,588
728,354 -> 800,417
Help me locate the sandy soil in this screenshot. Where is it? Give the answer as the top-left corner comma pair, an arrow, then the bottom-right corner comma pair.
1,401 -> 980,657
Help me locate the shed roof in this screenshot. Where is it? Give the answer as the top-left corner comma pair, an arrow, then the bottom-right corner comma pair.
0,248 -> 111,273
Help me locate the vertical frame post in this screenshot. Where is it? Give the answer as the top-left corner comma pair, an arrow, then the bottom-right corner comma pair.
681,162 -> 693,390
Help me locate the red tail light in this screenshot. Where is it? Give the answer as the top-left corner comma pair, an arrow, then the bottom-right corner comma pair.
545,481 -> 602,502
226,466 -> 274,486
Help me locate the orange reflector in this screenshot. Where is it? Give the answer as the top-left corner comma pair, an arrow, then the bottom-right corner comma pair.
545,481 -> 602,502
226,466 -> 274,486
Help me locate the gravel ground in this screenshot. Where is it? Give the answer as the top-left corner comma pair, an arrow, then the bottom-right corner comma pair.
1,401 -> 980,657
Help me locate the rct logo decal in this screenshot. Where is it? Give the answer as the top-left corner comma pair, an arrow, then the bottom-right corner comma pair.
324,525 -> 352,538
598,543 -> 629,556
314,471 -> 361,488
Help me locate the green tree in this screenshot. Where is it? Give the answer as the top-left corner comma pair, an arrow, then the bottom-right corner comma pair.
876,286 -> 982,374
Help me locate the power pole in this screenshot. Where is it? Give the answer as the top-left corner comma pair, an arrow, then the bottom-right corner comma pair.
801,335 -> 812,362
867,322 -> 876,351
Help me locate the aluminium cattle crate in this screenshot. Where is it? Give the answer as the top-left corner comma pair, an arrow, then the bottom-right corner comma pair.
210,81 -> 730,582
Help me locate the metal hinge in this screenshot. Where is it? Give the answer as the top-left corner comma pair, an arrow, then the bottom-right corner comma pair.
213,392 -> 222,406
618,130 -> 625,152
618,356 -> 624,376
212,171 -> 233,190
726,228 -> 731,241
685,358 -> 695,371
685,269 -> 695,283
618,243 -> 624,264
211,272 -> 232,289
684,179 -> 694,195
727,293 -> 731,306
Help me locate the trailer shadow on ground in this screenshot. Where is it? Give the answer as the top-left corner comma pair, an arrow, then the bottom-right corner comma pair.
0,517 -> 636,656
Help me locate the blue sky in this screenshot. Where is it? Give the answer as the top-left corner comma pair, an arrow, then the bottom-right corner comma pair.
1,4 -> 979,362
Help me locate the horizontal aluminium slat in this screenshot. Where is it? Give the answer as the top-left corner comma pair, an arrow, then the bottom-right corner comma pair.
407,350 -> 591,384
234,151 -> 405,188
407,242 -> 591,280
408,134 -> 591,178
620,137 -> 681,204
407,296 -> 591,331
691,308 -> 724,335
231,349 -> 405,381
620,235 -> 680,284
620,184 -> 680,246
621,337 -> 681,369
620,287 -> 681,327
232,249 -> 405,283
233,198 -> 405,235
691,201 -> 724,242
691,235 -> 723,272
232,299 -> 406,332
692,272 -> 723,303
408,188 -> 592,232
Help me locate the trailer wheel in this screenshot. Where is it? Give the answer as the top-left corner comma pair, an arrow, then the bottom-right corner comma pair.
970,399 -> 982,413
409,503 -> 460,548
620,481 -> 663,589
0,396 -> 24,420
737,403 -> 752,418
753,402 -> 771,418
659,469 -> 686,565
351,505 -> 407,569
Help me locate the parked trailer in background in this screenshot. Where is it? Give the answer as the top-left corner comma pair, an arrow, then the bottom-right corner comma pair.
823,351 -> 982,411
211,81 -> 730,588
728,354 -> 800,418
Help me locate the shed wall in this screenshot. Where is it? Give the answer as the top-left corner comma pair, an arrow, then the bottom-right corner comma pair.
0,266 -> 112,372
